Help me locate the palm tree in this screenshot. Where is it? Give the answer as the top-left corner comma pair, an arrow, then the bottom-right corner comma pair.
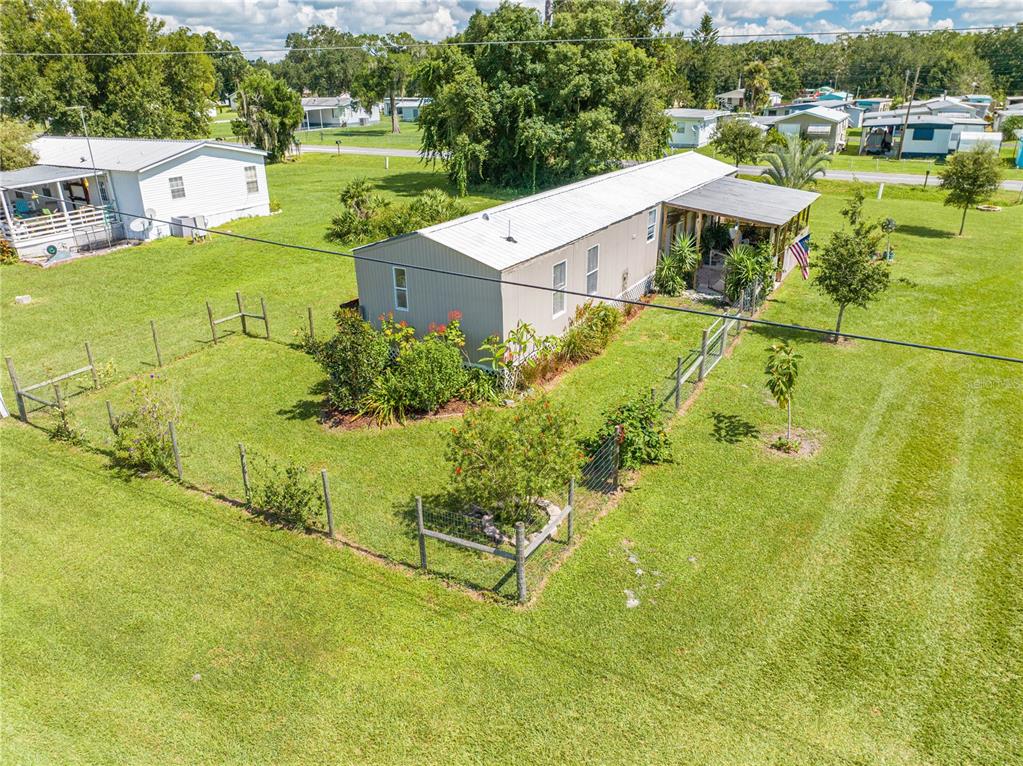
655,231 -> 699,295
762,134 -> 830,189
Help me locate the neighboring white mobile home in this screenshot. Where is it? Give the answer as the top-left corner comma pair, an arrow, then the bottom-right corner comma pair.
665,109 -> 728,148
1,136 -> 270,259
300,95 -> 381,129
382,97 -> 431,122
769,106 -> 850,152
860,113 -> 988,157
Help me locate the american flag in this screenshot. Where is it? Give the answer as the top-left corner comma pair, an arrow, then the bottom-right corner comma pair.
788,234 -> 811,279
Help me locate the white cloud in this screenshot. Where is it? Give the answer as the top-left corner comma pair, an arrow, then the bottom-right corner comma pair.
954,0 -> 1023,23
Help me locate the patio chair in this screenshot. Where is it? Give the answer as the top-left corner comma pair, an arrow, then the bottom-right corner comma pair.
13,199 -> 32,217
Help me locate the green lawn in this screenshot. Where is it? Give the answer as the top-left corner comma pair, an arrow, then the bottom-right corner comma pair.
295,122 -> 424,151
2,172 -> 1021,762
208,110 -> 239,140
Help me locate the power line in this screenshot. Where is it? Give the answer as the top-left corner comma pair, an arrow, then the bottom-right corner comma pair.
0,25 -> 1012,58
7,190 -> 1020,365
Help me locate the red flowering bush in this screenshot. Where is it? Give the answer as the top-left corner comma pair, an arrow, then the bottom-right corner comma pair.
446,393 -> 579,524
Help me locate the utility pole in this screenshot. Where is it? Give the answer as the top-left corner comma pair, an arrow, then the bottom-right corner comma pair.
896,64 -> 920,161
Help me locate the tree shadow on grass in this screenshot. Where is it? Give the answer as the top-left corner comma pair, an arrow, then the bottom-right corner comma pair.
277,379 -> 329,421
895,224 -> 955,239
375,173 -> 449,198
710,412 -> 760,444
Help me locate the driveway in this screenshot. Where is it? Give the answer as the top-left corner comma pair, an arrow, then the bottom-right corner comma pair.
299,144 -> 422,159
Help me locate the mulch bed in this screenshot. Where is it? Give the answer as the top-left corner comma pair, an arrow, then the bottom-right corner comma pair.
321,398 -> 471,431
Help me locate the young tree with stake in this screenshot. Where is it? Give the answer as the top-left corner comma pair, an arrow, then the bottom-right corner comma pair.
765,340 -> 801,449
939,144 -> 1003,236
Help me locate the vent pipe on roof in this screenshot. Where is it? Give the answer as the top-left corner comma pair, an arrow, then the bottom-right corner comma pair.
505,219 -> 516,243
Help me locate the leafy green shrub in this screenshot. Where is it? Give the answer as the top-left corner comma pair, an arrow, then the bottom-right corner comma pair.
459,367 -> 502,404
359,372 -> 407,427
561,301 -> 623,362
269,198 -> 282,213
0,239 -> 19,265
315,309 -> 390,412
50,407 -> 86,446
582,395 -> 670,470
110,377 -> 180,476
770,436 -> 801,454
325,177 -> 390,243
391,338 -> 467,414
724,243 -> 775,303
382,188 -> 467,236
252,459 -> 320,528
655,232 -> 698,295
446,394 -> 580,525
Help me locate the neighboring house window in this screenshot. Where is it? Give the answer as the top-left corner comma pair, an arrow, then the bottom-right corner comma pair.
646,208 -> 657,242
393,266 -> 409,311
552,260 -> 567,317
244,165 -> 259,194
912,127 -> 935,141
169,176 -> 186,199
586,245 -> 599,295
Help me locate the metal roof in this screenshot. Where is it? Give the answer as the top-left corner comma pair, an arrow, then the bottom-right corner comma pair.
667,177 -> 819,227
0,164 -> 89,189
775,105 -> 850,124
358,152 -> 736,272
862,113 -> 986,128
302,96 -> 351,109
32,136 -> 265,173
665,108 -> 728,120
716,88 -> 746,99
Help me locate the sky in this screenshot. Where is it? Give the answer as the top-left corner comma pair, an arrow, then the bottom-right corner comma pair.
148,0 -> 1022,59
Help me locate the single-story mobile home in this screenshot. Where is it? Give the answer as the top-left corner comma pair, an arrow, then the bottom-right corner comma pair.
353,153 -> 819,358
768,106 -> 850,152
300,95 -> 380,129
665,108 -> 729,148
382,97 -> 431,122
1,136 -> 270,260
715,88 -> 746,111
860,113 -> 988,157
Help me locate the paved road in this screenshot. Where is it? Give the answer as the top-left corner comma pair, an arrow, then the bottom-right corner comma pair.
739,164 -> 1023,192
299,145 -> 1023,192
300,144 -> 422,158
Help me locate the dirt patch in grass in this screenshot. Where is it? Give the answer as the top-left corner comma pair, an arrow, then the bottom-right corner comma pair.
763,428 -> 822,459
321,398 -> 471,431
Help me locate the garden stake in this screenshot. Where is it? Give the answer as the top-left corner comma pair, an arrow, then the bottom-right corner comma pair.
168,421 -> 183,482
515,523 -> 527,604
239,443 -> 251,506
206,301 -> 218,344
260,297 -> 270,340
150,320 -> 163,366
105,400 -> 118,433
84,342 -> 99,388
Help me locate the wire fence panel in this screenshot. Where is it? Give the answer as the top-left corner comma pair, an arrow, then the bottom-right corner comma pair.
582,433 -> 619,494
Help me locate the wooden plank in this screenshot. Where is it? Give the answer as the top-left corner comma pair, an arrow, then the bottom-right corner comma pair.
20,366 -> 94,392
20,391 -> 55,406
212,312 -> 243,325
524,504 -> 574,559
421,528 -> 517,560
84,342 -> 99,388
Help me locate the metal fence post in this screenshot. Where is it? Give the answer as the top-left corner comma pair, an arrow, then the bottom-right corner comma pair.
5,356 -> 27,422
150,320 -> 163,367
307,306 -> 315,340
415,496 -> 427,569
567,478 -> 575,543
239,443 -> 251,506
260,297 -> 270,340
84,342 -> 99,388
612,425 -> 623,488
515,522 -> 527,604
106,400 -> 118,434
168,421 -> 183,482
236,291 -> 248,336
674,356 -> 683,410
321,469 -> 334,538
206,301 -> 218,344
698,329 -> 709,381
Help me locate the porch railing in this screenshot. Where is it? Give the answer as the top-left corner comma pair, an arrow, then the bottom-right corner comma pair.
1,206 -> 118,242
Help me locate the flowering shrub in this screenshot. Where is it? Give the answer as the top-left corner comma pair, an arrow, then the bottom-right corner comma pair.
388,337 -> 467,414
379,312 -> 416,352
446,394 -> 580,524
315,309 -> 390,412
110,376 -> 180,476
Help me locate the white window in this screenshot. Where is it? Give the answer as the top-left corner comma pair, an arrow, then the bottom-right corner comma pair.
244,165 -> 259,194
392,266 -> 409,311
646,208 -> 657,241
168,176 -> 186,200
586,245 -> 599,295
552,260 -> 567,317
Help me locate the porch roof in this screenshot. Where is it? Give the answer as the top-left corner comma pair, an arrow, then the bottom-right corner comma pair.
0,164 -> 87,190
666,177 -> 819,227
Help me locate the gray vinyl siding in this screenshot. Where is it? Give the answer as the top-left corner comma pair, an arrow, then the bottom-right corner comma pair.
499,208 -> 660,341
354,234 -> 504,360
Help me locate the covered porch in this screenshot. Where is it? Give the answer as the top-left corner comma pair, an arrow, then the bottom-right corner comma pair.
660,176 -> 818,295
0,165 -> 124,260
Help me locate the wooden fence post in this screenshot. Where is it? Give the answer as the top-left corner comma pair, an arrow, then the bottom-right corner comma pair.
84,342 -> 99,388
206,301 -> 218,344
612,425 -> 623,488
150,320 -> 163,367
260,297 -> 270,340
239,443 -> 251,506
52,381 -> 65,414
106,400 -> 118,433
650,385 -> 657,405
5,356 -> 27,422
674,356 -> 683,410
168,421 -> 183,482
236,291 -> 248,336
415,496 -> 427,569
321,469 -> 334,538
697,329 -> 709,381
515,522 -> 527,604
567,478 -> 575,543
307,306 -> 315,340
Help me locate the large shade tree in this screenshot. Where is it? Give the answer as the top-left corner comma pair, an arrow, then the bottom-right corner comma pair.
353,33 -> 420,135
232,69 -> 304,163
0,118 -> 38,171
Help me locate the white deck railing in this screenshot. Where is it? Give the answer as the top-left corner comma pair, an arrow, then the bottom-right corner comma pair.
1,206 -> 117,242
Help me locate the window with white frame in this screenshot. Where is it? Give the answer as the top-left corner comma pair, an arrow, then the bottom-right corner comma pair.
392,266 -> 409,311
646,208 -> 657,241
552,260 -> 567,316
586,245 -> 599,295
168,176 -> 186,200
244,165 -> 259,194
